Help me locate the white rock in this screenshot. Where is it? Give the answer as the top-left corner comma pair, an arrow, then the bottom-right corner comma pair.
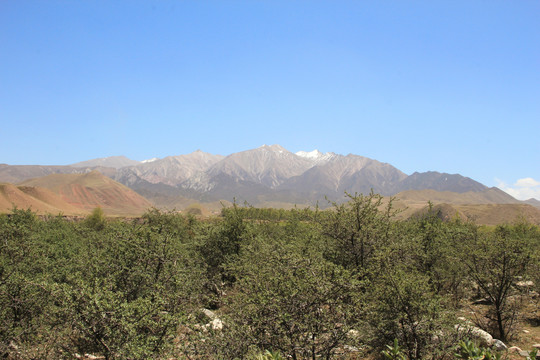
210,318 -> 223,330
455,323 -> 493,347
492,339 -> 507,351
343,345 -> 360,352
201,308 -> 216,320
509,346 -> 522,353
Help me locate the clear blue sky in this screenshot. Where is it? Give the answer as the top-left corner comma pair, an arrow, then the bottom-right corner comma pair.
1,1 -> 539,198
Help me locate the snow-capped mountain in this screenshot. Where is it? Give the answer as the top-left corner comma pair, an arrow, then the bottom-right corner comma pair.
1,145 -> 493,207
203,145 -> 314,188
296,149 -> 336,165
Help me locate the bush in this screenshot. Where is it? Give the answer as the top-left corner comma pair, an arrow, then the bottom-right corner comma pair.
84,207 -> 106,230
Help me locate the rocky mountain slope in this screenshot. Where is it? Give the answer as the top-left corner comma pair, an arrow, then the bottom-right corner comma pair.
114,150 -> 225,187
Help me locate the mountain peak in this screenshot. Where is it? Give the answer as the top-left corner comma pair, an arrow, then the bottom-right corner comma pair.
259,144 -> 288,153
296,150 -> 323,159
296,149 -> 324,159
296,149 -> 337,164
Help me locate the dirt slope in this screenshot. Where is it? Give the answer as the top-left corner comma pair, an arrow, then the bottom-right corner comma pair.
394,189 -> 540,226
20,171 -> 153,216
0,183 -> 86,215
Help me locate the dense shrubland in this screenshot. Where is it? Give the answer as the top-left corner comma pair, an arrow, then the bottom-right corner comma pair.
0,193 -> 539,359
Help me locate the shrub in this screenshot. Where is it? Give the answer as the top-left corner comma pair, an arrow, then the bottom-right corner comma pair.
84,207 -> 106,231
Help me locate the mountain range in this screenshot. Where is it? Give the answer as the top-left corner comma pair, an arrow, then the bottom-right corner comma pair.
1,145 -> 539,222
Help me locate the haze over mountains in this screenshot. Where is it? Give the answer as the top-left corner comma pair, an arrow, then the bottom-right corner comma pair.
1,144 -> 539,221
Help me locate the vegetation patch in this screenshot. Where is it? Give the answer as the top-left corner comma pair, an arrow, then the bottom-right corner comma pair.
0,194 -> 539,359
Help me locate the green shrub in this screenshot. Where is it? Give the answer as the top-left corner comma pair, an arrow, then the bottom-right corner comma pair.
84,207 -> 106,230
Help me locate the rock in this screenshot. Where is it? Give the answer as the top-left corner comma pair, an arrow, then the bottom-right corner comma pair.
471,327 -> 494,347
492,339 -> 507,351
194,309 -> 223,332
533,344 -> 540,349
198,318 -> 224,332
201,308 -> 216,320
516,280 -> 534,287
347,329 -> 360,339
473,297 -> 493,305
455,323 -> 493,347
509,346 -> 522,353
343,345 -> 360,352
523,330 -> 530,334
518,350 -> 530,357
210,318 -> 223,330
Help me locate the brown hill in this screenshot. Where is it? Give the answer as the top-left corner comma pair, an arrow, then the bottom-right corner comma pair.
454,203 -> 540,225
524,198 -> 540,209
0,183 -> 86,215
409,203 -> 540,226
393,188 -> 540,225
20,171 -> 153,216
395,187 -> 519,206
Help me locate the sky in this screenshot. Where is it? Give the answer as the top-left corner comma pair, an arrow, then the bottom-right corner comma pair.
1,1 -> 539,199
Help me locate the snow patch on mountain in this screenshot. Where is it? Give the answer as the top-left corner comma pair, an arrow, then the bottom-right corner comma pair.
259,144 -> 287,154
296,150 -> 336,164
296,150 -> 323,159
141,157 -> 159,163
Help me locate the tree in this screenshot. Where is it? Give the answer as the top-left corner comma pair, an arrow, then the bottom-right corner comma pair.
460,223 -> 535,341
51,214 -> 203,359
197,238 -> 365,360
322,192 -> 397,274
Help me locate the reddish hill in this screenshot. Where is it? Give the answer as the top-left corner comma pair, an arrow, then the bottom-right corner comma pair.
20,171 -> 153,216
0,183 -> 86,215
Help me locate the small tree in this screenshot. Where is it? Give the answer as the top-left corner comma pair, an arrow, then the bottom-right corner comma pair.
367,264 -> 450,360
461,223 -> 534,341
322,191 -> 397,274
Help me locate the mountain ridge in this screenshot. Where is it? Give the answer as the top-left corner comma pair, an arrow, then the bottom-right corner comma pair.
1,145 -> 536,208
